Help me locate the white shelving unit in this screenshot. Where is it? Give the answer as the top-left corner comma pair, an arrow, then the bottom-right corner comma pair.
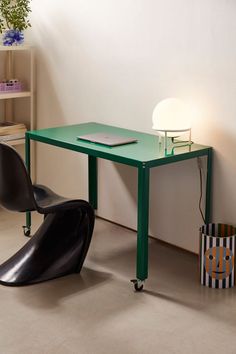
0,45 -> 35,147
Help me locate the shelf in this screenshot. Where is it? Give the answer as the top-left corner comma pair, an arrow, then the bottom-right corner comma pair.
0,45 -> 35,178
0,91 -> 31,99
0,45 -> 32,52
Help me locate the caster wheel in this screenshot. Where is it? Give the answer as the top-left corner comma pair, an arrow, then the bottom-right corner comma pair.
130,279 -> 144,292
23,226 -> 31,237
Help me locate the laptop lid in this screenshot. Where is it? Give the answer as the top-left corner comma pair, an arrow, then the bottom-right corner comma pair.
77,132 -> 138,147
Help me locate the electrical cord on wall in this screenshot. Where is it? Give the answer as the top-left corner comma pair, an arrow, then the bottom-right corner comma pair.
197,157 -> 206,224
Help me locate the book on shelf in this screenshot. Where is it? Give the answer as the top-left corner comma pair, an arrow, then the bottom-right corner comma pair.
0,132 -> 26,142
0,121 -> 27,135
0,121 -> 27,137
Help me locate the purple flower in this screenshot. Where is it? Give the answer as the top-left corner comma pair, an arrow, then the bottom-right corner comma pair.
3,30 -> 24,46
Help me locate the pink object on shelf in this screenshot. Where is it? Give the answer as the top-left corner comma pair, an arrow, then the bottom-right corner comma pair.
0,82 -> 23,93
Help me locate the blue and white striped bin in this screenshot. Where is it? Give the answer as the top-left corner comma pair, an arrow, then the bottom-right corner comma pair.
200,223 -> 236,288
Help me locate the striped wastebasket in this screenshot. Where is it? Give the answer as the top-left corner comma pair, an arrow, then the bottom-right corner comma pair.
200,223 -> 236,288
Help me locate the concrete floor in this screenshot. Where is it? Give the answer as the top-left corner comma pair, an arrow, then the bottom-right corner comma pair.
0,210 -> 236,354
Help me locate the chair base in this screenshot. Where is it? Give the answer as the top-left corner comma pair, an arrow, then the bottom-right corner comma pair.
0,207 -> 94,286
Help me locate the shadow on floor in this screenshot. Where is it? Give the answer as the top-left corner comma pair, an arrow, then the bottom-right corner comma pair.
13,267 -> 112,309
90,234 -> 236,317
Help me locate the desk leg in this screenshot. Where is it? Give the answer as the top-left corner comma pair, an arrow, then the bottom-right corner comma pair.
205,148 -> 212,224
24,135 -> 31,237
133,164 -> 150,290
88,156 -> 98,210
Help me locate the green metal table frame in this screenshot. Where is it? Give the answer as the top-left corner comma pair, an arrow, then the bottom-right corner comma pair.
25,122 -> 212,288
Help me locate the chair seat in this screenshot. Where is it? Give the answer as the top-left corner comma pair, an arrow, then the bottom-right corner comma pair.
33,184 -> 86,214
0,143 -> 95,286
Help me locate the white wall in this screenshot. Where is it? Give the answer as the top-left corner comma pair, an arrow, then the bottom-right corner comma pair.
29,0 -> 236,253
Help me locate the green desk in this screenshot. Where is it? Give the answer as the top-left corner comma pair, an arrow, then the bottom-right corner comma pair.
25,122 -> 212,290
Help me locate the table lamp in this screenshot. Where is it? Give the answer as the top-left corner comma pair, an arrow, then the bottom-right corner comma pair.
152,98 -> 192,154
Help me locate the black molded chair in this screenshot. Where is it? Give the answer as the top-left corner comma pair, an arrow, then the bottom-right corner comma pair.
0,142 -> 95,286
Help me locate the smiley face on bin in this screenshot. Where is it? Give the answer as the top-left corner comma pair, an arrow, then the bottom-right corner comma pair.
204,246 -> 234,280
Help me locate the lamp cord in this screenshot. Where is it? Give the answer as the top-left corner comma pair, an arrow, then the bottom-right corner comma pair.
197,158 -> 206,224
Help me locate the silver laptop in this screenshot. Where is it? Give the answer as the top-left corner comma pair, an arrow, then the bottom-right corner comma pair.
77,132 -> 138,147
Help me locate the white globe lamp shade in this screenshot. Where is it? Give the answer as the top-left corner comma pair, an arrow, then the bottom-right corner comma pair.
152,98 -> 192,137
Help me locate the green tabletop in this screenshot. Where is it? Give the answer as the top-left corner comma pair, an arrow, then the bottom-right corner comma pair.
27,122 -> 211,167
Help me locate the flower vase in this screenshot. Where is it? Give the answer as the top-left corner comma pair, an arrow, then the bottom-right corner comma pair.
2,29 -> 24,46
